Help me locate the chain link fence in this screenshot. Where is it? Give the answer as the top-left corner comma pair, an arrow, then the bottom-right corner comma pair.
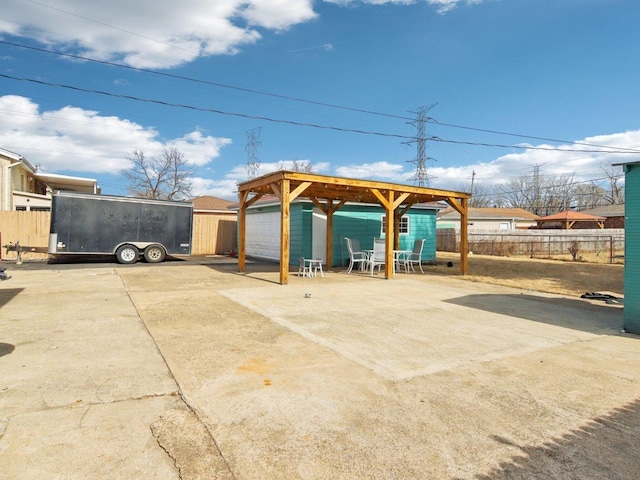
437,229 -> 625,264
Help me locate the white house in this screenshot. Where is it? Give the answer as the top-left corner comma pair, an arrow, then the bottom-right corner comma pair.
437,207 -> 540,231
0,148 -> 100,211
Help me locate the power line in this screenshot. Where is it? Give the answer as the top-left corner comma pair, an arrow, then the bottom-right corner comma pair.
2,39 -> 640,154
0,40 -> 410,122
3,72 -> 639,156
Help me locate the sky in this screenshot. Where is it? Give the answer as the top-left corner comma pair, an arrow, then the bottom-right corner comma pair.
1,0 -> 639,201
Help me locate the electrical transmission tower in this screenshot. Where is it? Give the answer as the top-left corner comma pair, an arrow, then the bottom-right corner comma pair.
245,127 -> 262,180
404,105 -> 438,187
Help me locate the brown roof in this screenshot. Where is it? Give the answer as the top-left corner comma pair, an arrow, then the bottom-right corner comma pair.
190,195 -> 235,211
438,207 -> 540,220
581,204 -> 625,217
537,210 -> 606,222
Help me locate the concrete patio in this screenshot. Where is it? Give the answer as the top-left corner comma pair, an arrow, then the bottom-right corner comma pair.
1,259 -> 639,479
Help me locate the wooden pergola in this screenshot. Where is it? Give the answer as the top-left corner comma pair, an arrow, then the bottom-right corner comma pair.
536,210 -> 606,229
237,171 -> 471,285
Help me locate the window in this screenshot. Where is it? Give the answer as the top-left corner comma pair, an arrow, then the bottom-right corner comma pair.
381,215 -> 410,235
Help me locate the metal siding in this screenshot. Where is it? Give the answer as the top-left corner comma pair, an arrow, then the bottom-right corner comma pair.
289,203 -> 309,266
404,210 -> 437,262
332,205 -> 437,266
50,193 -> 192,255
246,207 -> 280,261
624,165 -> 640,333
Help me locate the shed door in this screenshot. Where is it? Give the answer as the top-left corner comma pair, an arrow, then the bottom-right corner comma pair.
246,211 -> 280,261
312,209 -> 327,260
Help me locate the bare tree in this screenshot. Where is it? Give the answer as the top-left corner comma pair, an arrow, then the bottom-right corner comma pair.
122,147 -> 194,200
499,167 -> 578,215
601,164 -> 625,204
574,183 -> 608,210
456,181 -> 494,207
291,160 -> 313,173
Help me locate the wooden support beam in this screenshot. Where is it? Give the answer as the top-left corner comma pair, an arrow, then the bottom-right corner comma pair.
384,190 -> 394,279
270,182 -> 281,200
460,197 -> 469,275
279,179 -> 290,285
245,192 -> 264,208
238,190 -> 249,272
290,182 -> 312,201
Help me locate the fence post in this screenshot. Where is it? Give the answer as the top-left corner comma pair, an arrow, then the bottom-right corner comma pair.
610,236 -> 613,264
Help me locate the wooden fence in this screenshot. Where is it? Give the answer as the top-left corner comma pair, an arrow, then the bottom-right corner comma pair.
0,211 -> 237,261
437,228 -> 625,263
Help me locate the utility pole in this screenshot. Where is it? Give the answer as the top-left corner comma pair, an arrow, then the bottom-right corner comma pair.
404,104 -> 438,187
245,127 -> 262,180
533,163 -> 541,215
470,170 -> 476,196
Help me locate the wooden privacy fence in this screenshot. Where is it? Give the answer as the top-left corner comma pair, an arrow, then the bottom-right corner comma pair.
1,211 -> 237,260
191,214 -> 237,256
0,211 -> 50,260
437,228 -> 625,263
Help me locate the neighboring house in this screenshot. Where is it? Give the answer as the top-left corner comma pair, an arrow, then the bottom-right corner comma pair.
243,197 -> 441,267
613,161 -> 639,334
1,148 -> 49,210
1,147 -> 100,211
581,204 -> 625,229
190,195 -> 237,255
191,195 -> 236,214
437,207 -> 540,231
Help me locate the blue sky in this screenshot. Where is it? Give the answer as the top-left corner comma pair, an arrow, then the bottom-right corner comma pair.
1,0 -> 639,200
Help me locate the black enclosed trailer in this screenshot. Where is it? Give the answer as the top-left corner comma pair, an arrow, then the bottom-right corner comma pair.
48,192 -> 193,264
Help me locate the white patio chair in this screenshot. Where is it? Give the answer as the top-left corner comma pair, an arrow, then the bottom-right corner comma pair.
345,237 -> 368,273
404,239 -> 425,273
369,238 -> 386,275
298,257 -> 310,277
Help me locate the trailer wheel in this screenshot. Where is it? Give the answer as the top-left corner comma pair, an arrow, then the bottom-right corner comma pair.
143,245 -> 166,263
116,245 -> 139,264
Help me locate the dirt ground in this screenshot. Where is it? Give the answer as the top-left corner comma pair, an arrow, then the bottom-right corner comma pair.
429,252 -> 624,298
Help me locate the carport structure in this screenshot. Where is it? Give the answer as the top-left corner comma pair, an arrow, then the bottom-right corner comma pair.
237,171 -> 471,284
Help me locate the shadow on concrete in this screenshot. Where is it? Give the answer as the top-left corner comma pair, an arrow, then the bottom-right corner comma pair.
444,294 -> 623,335
476,398 -> 640,480
0,342 -> 15,358
0,288 -> 24,309
202,259 -> 284,285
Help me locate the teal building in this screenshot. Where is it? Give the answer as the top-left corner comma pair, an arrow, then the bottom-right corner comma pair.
244,199 -> 440,268
615,160 -> 640,334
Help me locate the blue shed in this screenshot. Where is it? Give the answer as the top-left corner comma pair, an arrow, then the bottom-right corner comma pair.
244,198 -> 441,268
615,160 -> 640,333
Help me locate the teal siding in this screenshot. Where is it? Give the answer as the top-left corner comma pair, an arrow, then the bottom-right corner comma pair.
332,205 -> 437,267
248,201 -> 438,269
624,164 -> 640,333
289,202 -> 312,265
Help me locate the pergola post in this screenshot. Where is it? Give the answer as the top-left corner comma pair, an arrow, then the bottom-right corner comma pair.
238,191 -> 248,273
279,178 -> 291,285
460,197 -> 469,275
326,199 -> 334,269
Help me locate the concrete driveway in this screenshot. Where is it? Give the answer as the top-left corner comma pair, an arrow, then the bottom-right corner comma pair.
1,259 -> 639,479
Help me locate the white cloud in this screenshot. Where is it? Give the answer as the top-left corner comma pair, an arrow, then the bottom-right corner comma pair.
335,161 -> 407,182
323,0 -> 484,14
425,131 -> 640,191
0,95 -> 230,173
1,0 -> 317,69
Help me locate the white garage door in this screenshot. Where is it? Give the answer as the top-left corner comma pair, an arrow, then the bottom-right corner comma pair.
246,211 -> 280,261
